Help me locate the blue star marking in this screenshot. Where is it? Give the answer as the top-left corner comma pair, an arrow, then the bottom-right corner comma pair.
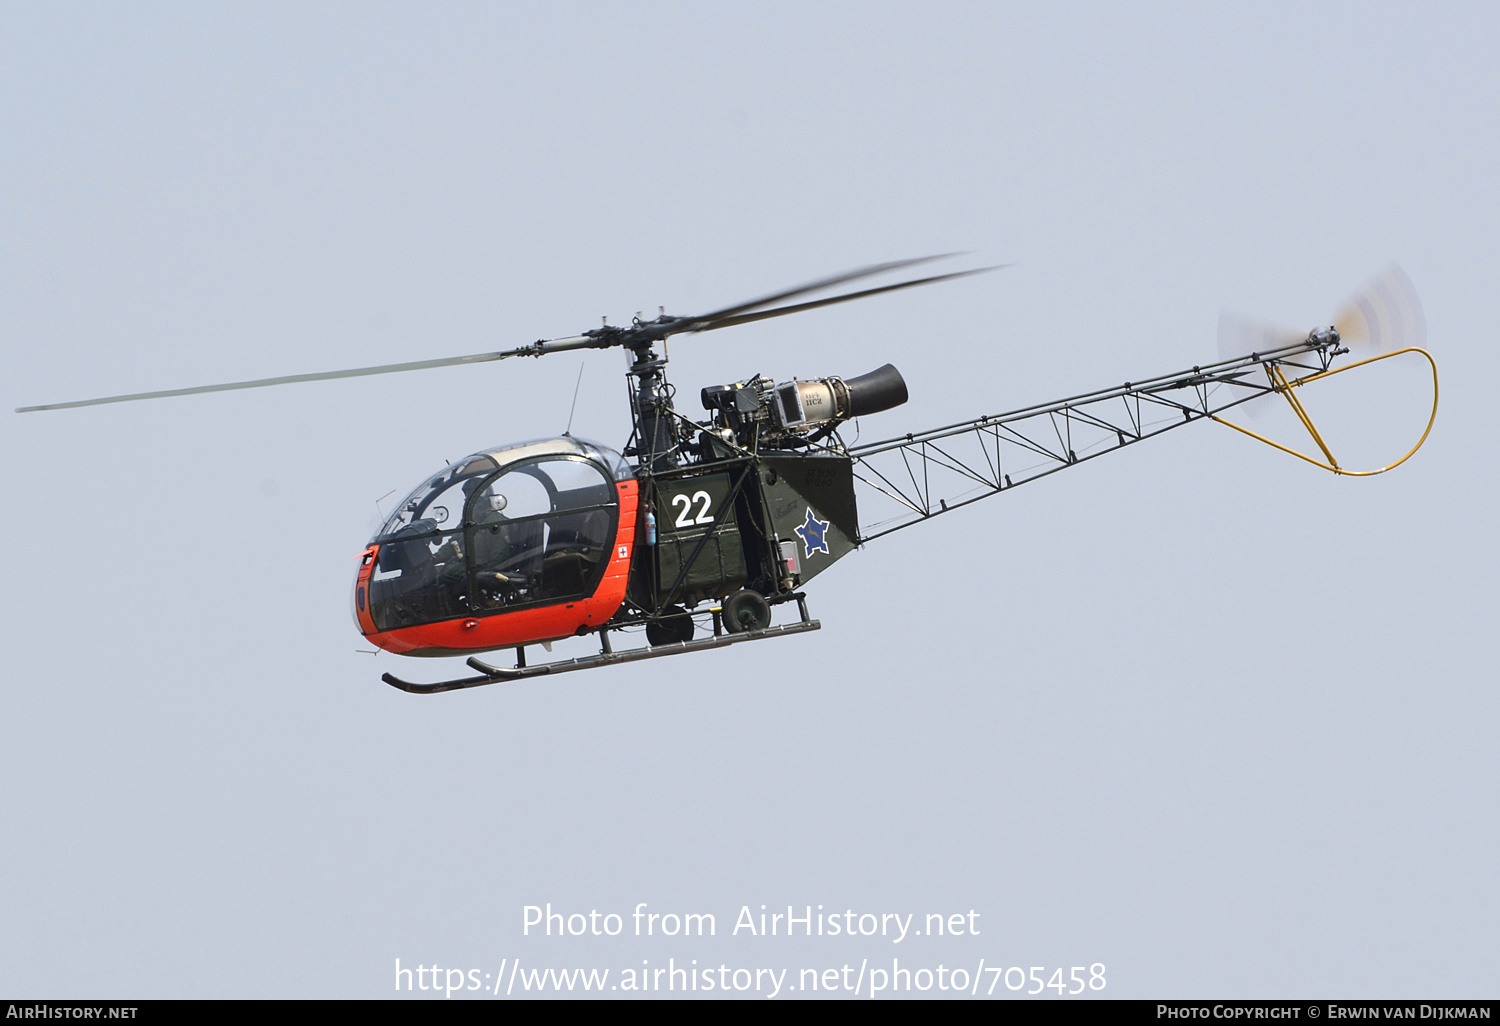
794,507 -> 830,558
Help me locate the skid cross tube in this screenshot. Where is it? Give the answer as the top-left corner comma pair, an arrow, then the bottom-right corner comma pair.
845,337 -> 1350,542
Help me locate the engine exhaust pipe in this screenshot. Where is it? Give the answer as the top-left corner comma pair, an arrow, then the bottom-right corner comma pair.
839,363 -> 908,419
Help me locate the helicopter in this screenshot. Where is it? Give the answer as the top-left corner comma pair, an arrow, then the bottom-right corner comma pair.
17,257 -> 1438,694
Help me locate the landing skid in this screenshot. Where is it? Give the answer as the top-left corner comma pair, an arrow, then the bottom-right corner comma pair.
381,602 -> 821,694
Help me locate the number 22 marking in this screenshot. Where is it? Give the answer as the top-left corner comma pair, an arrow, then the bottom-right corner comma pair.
671,490 -> 714,527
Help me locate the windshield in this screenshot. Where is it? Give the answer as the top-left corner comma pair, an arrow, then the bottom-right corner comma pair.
376,454 -> 498,540
366,452 -> 622,632
372,437 -> 633,544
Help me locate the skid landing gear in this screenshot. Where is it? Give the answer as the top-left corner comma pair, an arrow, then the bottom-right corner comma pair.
381,594 -> 820,694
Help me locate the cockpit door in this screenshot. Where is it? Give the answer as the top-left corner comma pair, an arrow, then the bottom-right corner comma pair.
466,456 -> 619,614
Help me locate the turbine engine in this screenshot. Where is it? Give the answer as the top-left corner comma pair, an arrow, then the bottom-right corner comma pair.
700,364 -> 909,447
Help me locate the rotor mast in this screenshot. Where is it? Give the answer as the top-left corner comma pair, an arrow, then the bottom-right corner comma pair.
625,333 -> 678,472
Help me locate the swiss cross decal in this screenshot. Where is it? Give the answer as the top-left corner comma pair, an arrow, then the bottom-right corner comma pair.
794,507 -> 830,557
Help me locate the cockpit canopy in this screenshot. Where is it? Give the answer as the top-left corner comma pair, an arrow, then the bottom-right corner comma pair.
364,438 -> 634,634
373,437 -> 632,544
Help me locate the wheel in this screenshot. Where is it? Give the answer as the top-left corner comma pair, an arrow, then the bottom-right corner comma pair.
646,606 -> 695,646
722,589 -> 771,634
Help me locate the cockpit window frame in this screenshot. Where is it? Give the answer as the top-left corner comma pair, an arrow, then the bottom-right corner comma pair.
374,455 -> 499,543
364,436 -> 634,632
461,453 -> 621,616
465,454 -> 616,525
371,437 -> 631,546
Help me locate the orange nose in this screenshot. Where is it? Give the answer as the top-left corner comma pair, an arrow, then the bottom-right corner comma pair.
353,545 -> 378,636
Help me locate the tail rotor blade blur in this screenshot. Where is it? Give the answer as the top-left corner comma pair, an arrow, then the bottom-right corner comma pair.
1332,263 -> 1426,353
1217,310 -> 1304,362
1215,311 -> 1305,420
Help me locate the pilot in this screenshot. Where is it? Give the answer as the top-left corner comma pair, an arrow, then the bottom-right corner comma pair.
470,484 -> 509,525
433,534 -> 464,578
461,480 -> 518,604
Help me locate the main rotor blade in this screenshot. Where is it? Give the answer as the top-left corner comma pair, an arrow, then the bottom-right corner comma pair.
17,256 -> 1001,413
689,253 -> 966,324
690,265 -> 1007,334
15,347 -> 533,413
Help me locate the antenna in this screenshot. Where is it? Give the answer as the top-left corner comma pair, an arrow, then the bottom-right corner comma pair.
564,362 -> 586,435
373,488 -> 397,521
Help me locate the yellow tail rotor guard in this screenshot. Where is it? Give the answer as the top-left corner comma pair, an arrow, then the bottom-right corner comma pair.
1211,347 -> 1438,476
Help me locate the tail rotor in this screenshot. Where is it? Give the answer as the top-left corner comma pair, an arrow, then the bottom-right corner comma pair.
1212,263 -> 1437,476
1332,263 -> 1426,354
